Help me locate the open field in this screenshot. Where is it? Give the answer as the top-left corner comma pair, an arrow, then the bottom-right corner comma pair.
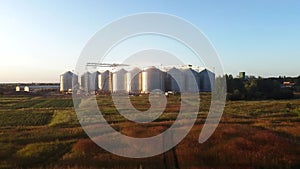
0,94 -> 299,169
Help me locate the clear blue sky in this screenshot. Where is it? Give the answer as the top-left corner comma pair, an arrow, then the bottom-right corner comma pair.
0,0 -> 299,83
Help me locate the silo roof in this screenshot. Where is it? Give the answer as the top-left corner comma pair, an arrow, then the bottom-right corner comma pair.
61,71 -> 74,76
112,68 -> 127,74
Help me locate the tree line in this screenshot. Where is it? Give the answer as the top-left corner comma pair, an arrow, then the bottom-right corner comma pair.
225,75 -> 300,100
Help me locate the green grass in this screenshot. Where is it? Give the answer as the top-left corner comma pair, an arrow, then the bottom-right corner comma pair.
0,127 -> 85,145
15,141 -> 73,168
13,98 -> 73,109
293,107 -> 300,117
49,110 -> 79,127
33,99 -> 74,108
0,110 -> 53,127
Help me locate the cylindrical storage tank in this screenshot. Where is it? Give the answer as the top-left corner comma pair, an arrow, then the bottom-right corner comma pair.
60,71 -> 77,92
166,67 -> 185,93
199,69 -> 215,92
90,71 -> 100,91
126,67 -> 142,94
16,86 -> 20,92
183,68 -> 200,92
99,70 -> 112,92
142,67 -> 165,94
81,72 -> 91,92
112,68 -> 127,93
24,86 -> 30,92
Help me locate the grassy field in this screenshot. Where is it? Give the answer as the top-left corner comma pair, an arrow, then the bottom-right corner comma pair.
0,94 -> 299,169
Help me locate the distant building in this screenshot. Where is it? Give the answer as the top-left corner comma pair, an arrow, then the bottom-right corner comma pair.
64,65 -> 215,94
16,86 -> 21,92
281,82 -> 295,88
16,85 -> 59,93
24,86 -> 30,92
239,72 -> 246,79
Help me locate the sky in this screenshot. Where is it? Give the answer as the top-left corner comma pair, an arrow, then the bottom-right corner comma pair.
0,0 -> 299,83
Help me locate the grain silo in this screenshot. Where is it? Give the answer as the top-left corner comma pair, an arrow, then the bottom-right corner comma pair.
183,68 -> 200,92
166,67 -> 185,93
126,67 -> 142,94
199,69 -> 215,92
99,70 -> 112,92
60,71 -> 78,92
16,86 -> 21,92
81,72 -> 92,92
24,86 -> 30,92
142,67 -> 166,94
90,71 -> 100,91
112,68 -> 127,93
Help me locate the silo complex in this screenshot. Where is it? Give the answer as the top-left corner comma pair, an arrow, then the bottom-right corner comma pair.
112,68 -> 127,92
60,66 -> 215,94
126,67 -> 142,94
142,67 -> 166,93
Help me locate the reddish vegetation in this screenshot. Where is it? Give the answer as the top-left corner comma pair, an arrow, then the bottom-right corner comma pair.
177,124 -> 299,169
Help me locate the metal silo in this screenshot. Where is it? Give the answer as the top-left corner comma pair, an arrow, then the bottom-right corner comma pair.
60,71 -> 78,92
90,71 -> 100,91
199,69 -> 215,92
24,86 -> 30,92
112,68 -> 127,93
166,67 -> 185,93
81,72 -> 92,92
126,67 -> 142,94
183,68 -> 200,92
99,70 -> 112,92
16,86 -> 21,92
142,67 -> 166,94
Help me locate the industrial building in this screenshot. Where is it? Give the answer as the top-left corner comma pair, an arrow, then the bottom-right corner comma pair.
16,85 -> 60,93
60,66 -> 215,94
239,72 -> 246,79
